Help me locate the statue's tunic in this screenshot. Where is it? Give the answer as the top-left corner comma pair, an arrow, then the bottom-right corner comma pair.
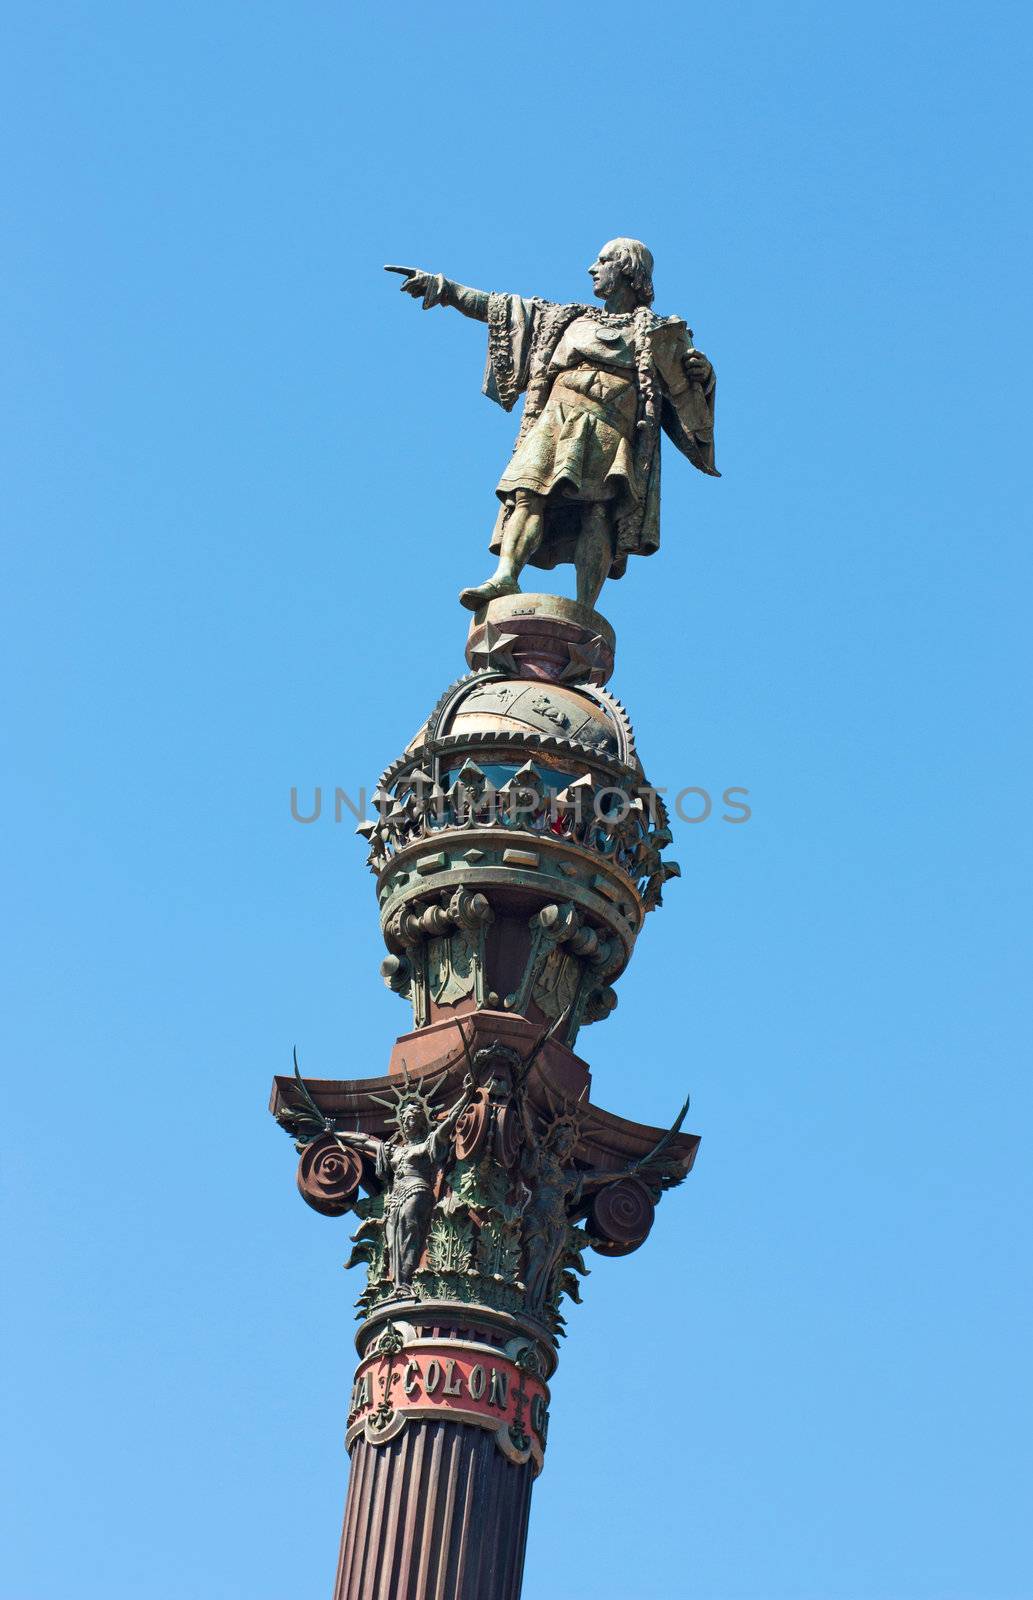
482,293 -> 718,580
497,319 -> 640,508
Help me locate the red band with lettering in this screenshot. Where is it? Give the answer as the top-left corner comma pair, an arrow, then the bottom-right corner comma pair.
346,1338 -> 550,1471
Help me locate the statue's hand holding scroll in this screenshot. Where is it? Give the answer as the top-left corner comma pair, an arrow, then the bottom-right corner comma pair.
683,347 -> 713,389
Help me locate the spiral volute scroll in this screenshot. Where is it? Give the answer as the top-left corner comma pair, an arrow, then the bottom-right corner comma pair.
494,1102 -> 521,1169
297,1135 -> 364,1217
588,1176 -> 656,1256
453,1091 -> 491,1162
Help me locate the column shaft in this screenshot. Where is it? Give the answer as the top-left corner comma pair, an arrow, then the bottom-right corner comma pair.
334,1422 -> 534,1600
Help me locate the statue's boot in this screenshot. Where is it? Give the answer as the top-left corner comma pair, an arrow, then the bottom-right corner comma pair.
458,573 -> 520,611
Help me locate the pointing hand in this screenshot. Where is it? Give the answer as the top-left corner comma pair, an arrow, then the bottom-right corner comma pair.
384,264 -> 431,300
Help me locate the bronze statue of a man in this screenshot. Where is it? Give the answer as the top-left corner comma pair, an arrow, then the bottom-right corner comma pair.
388,240 -> 718,611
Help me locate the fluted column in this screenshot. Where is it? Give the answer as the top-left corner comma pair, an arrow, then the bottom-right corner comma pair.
334,1422 -> 534,1600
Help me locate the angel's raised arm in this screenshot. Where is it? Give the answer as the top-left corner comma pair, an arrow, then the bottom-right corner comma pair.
517,1091 -> 542,1154
439,1073 -> 477,1134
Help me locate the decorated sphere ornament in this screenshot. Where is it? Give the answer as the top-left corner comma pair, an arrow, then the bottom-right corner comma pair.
360,596 -> 683,1049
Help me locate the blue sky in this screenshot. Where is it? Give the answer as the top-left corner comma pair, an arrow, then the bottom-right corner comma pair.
2,3 -> 1030,1597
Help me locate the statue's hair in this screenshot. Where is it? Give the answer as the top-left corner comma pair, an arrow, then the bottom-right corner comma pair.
599,237 -> 655,306
366,1061 -> 444,1136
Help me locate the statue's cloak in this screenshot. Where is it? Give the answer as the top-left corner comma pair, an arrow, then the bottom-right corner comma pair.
482,293 -> 717,578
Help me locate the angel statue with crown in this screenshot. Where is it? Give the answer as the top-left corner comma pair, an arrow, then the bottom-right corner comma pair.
339,1068 -> 477,1293
387,238 -> 718,612
517,1086 -> 691,1314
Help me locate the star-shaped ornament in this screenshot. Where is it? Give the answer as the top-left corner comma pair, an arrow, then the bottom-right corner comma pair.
469,621 -> 520,674
559,634 -> 610,685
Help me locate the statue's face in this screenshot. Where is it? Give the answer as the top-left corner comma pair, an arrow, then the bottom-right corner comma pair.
588,248 -> 625,301
552,1125 -> 575,1158
399,1104 -> 426,1139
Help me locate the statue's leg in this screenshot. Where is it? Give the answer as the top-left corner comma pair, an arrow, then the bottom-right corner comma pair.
524,1224 -> 555,1310
397,1190 -> 433,1288
385,1206 -> 401,1287
574,503 -> 614,610
394,1203 -> 414,1288
499,490 -> 546,575
459,490 -> 545,611
524,1242 -> 545,1308
541,1238 -> 564,1308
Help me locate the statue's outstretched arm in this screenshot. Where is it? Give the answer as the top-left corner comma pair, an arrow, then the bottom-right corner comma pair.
333,1129 -> 381,1156
578,1094 -> 691,1191
577,1165 -> 619,1194
385,265 -> 489,322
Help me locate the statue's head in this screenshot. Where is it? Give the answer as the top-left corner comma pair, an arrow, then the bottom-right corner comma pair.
398,1101 -> 428,1140
589,238 -> 655,307
474,1041 -> 520,1102
546,1121 -> 577,1159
